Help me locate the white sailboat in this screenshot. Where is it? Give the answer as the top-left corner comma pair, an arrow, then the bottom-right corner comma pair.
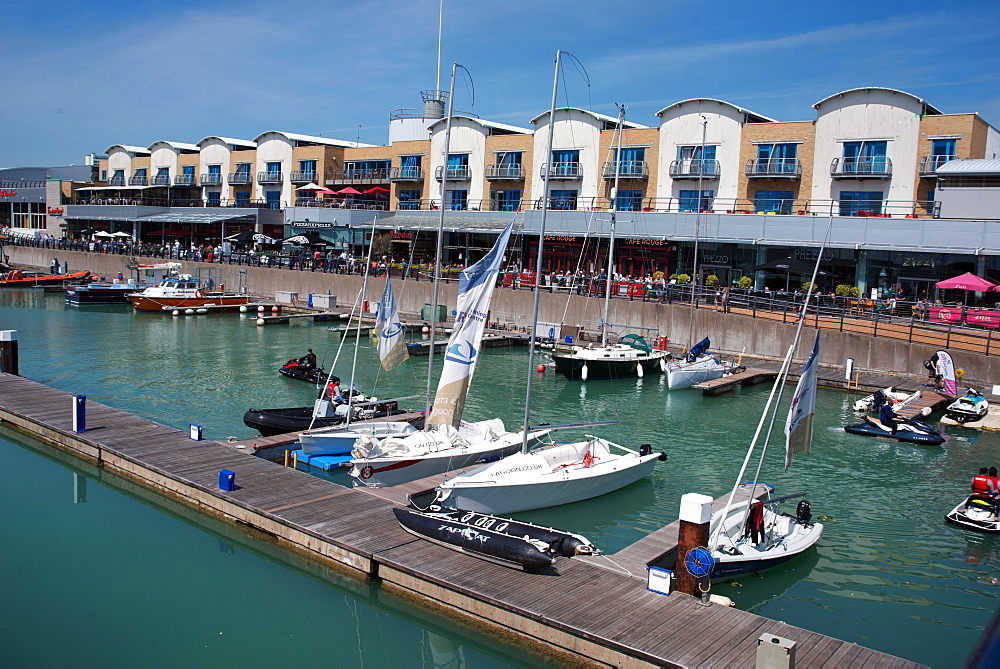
550,106 -> 669,382
663,336 -> 738,390
429,51 -> 665,515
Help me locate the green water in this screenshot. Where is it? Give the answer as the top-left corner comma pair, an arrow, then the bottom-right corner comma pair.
2,288 -> 998,667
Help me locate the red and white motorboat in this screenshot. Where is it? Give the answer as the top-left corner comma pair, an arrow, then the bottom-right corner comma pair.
128,276 -> 251,312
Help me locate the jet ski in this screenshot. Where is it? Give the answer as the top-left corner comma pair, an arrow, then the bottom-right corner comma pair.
844,415 -> 946,445
278,358 -> 328,385
244,389 -> 410,436
945,495 -> 1000,533
945,389 -> 988,423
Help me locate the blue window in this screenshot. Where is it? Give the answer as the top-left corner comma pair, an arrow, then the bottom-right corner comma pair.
842,141 -> 887,174
839,191 -> 883,216
447,189 -> 468,210
497,151 -> 522,167
930,139 -> 956,170
614,190 -> 643,211
206,191 -> 221,205
551,150 -> 579,176
345,160 -> 390,178
101,170 -> 107,181
265,190 -> 281,209
491,190 -> 521,211
550,189 -> 577,210
679,189 -> 713,212
208,165 -> 222,175
156,167 -> 169,177
298,160 -> 316,174
235,163 -> 250,176
676,145 -> 717,176
182,165 -> 194,176
265,162 -> 281,175
754,144 -> 798,173
399,155 -> 421,179
754,190 -> 795,214
110,169 -> 125,185
235,191 -> 250,206
398,189 -> 421,210
613,147 -> 645,177
134,168 -> 147,178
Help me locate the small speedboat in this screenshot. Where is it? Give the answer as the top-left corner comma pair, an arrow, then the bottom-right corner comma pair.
945,495 -> 1000,533
392,506 -> 598,570
278,359 -> 328,385
1,269 -> 90,286
844,415 -> 946,445
853,387 -> 919,412
128,275 -> 251,312
945,390 -> 989,423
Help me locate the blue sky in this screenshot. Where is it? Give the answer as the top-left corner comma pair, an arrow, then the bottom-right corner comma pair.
2,0 -> 999,167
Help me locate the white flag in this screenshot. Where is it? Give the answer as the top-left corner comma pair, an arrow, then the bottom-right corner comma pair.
375,279 -> 409,371
785,332 -> 819,470
427,220 -> 514,428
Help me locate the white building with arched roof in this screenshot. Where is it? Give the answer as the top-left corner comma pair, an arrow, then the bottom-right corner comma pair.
196,136 -> 256,205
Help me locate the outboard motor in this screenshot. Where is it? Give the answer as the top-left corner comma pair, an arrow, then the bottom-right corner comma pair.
796,500 -> 812,524
872,389 -> 886,410
639,444 -> 652,456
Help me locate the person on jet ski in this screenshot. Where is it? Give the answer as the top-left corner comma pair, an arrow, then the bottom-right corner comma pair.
299,348 -> 317,372
965,388 -> 983,399
879,399 -> 905,434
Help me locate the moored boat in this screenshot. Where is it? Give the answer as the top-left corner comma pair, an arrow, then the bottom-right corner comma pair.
128,276 -> 251,312
945,389 -> 988,423
244,392 -> 409,436
945,495 -> 1000,533
844,415 -> 946,445
852,387 -> 920,412
551,336 -> 669,381
664,338 -> 738,390
1,269 -> 90,287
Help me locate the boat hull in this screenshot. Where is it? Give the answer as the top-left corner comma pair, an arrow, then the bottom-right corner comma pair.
945,496 -> 1000,533
0,270 -> 90,287
665,357 -> 734,390
243,402 -> 406,436
351,438 -> 530,488
844,417 -> 945,445
551,347 -> 668,380
129,294 -> 251,311
299,421 -> 419,456
64,285 -> 136,304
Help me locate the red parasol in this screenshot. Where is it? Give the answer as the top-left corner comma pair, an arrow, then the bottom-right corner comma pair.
337,187 -> 362,195
363,186 -> 390,194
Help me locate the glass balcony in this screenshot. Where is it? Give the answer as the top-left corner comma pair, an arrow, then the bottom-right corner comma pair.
325,169 -> 390,184
127,176 -> 147,186
289,171 -> 318,183
601,161 -> 648,179
151,175 -> 170,186
485,164 -> 525,180
830,157 -> 892,178
201,173 -> 223,185
228,172 -> 252,184
918,155 -> 955,177
744,158 -> 801,178
389,167 -> 424,181
108,176 -> 126,186
668,159 -> 720,179
434,166 -> 472,180
257,171 -> 283,184
173,175 -> 196,186
539,162 -> 582,179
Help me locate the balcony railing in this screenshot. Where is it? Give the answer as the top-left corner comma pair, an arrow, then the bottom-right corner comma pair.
257,171 -> 283,184
744,158 -> 801,178
389,167 -> 424,181
485,164 -> 526,180
201,173 -> 223,185
918,155 -> 955,177
668,159 -> 720,179
173,175 -> 196,186
434,166 -> 472,180
108,177 -> 126,186
151,175 -> 170,186
127,176 -> 147,186
601,161 -> 648,179
830,157 -> 892,178
228,172 -> 252,184
289,171 -> 318,183
325,169 -> 390,184
539,162 -> 582,179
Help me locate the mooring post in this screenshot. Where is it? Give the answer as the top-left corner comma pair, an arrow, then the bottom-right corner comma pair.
676,492 -> 712,596
0,330 -> 18,375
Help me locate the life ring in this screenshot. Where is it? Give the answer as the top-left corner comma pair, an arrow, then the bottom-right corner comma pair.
956,368 -> 965,378
194,289 -> 204,298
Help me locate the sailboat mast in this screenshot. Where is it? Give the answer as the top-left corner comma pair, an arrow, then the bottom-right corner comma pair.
425,62 -> 458,419
687,115 -> 708,349
601,105 -> 626,347
520,49 -> 562,452
345,215 -> 379,427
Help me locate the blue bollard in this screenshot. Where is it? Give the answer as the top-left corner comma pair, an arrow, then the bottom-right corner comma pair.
219,469 -> 236,492
73,395 -> 86,433
189,424 -> 203,441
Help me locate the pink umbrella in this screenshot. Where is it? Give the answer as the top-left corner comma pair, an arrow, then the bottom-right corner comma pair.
337,187 -> 362,195
936,272 -> 996,291
363,186 -> 390,194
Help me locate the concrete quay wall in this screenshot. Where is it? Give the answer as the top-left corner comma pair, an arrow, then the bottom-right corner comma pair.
9,246 -> 997,387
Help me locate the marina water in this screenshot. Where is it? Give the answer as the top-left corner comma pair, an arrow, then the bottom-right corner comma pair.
2,288 -> 998,667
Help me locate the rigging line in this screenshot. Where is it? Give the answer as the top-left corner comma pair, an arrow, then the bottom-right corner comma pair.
307,279 -> 366,431
557,208 -> 600,329
344,215 -> 379,428
456,64 -> 475,112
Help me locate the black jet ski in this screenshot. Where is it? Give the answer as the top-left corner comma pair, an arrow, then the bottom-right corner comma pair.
392,506 -> 598,571
844,415 -> 945,445
278,358 -> 328,385
244,389 -> 411,436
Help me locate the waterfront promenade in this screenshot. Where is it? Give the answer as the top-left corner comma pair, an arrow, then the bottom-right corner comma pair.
0,371 -> 922,667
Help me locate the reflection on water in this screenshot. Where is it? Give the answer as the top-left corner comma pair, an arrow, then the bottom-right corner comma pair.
2,289 -> 999,667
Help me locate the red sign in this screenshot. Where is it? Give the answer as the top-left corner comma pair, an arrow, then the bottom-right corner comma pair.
0,190 -> 17,198
928,306 -> 961,324
966,309 -> 1000,328
47,207 -> 64,216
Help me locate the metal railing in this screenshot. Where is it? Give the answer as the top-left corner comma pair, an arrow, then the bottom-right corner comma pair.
257,171 -> 283,183
289,171 -> 318,183
151,175 -> 170,186
434,166 -> 472,180
918,155 -> 956,177
228,172 -> 252,184
668,159 -> 720,178
293,198 -> 388,210
325,168 -> 390,183
200,173 -> 223,185
539,162 -> 582,179
485,164 -> 526,180
389,167 -> 424,181
744,158 -> 801,178
601,161 -> 648,179
830,157 -> 892,178
128,176 -> 147,186
173,175 -> 196,186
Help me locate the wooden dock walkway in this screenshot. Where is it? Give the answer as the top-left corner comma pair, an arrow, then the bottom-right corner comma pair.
0,372 -> 922,668
691,367 -> 777,395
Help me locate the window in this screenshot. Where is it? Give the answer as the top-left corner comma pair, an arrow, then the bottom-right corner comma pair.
493,151 -> 523,179
679,189 -> 713,212
930,139 -> 956,170
265,190 -> 281,209
491,189 -> 521,211
265,162 -> 281,174
235,163 -> 250,176
206,191 -> 221,205
111,169 -> 125,185
677,145 -> 717,176
754,190 -> 795,214
154,167 -> 169,185
182,165 -> 194,176
298,160 -> 316,175
551,150 -> 579,176
208,165 -> 222,175
235,191 -> 250,206
399,155 -> 421,179
447,189 -> 468,210
12,202 -> 46,229
613,148 -> 645,176
445,154 -> 470,179
550,189 -> 577,210
345,160 -> 390,178
839,191 -> 883,216
497,151 -> 522,167
134,168 -> 147,177
754,144 -> 797,173
100,170 -> 107,181
398,189 -> 421,210
842,141 -> 887,174
614,189 -> 643,211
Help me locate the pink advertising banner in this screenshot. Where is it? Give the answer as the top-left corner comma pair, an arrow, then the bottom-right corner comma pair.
965,309 -> 1000,328
928,305 -> 963,325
